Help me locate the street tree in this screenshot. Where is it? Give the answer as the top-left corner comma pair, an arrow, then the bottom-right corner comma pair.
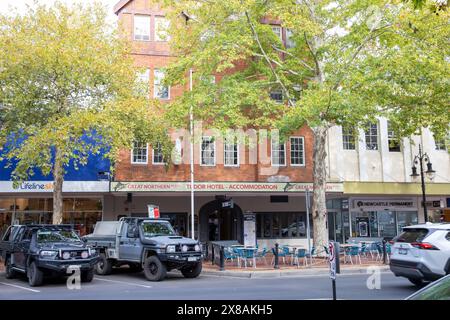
162,0 -> 449,250
0,1 -> 170,224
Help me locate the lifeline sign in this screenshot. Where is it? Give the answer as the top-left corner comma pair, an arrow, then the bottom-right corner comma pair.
147,205 -> 160,219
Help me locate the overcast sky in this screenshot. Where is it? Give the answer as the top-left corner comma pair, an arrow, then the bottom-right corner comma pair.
0,0 -> 118,23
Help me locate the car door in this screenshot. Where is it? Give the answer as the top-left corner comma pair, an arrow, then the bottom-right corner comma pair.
12,227 -> 26,269
118,221 -> 141,261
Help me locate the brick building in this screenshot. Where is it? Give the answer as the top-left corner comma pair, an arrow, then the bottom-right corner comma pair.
103,0 -> 343,248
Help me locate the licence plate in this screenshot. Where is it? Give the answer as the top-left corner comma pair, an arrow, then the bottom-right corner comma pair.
187,257 -> 197,262
398,248 -> 408,255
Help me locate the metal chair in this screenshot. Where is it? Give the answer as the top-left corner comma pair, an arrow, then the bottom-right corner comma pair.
344,246 -> 362,264
294,249 -> 308,267
255,247 -> 268,266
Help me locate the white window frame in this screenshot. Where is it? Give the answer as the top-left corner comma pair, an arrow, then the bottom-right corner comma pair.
154,16 -> 171,42
133,15 -> 151,41
271,139 -> 286,167
271,25 -> 282,41
224,137 -> 239,167
200,136 -> 216,166
136,68 -> 150,97
131,142 -> 148,164
286,28 -> 295,48
290,136 -> 305,167
153,69 -> 170,100
342,126 -> 357,151
365,122 -> 379,151
387,121 -> 401,152
152,143 -> 165,165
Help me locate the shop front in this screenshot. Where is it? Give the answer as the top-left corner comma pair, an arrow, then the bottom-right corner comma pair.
108,181 -> 344,248
0,181 -> 109,237
349,198 -> 419,240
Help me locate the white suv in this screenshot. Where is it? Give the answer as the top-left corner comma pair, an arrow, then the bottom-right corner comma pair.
390,223 -> 450,286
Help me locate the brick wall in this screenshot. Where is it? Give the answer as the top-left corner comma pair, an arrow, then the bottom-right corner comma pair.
114,0 -> 314,183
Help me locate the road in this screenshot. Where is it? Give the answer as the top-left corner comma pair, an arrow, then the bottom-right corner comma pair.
0,269 -> 418,300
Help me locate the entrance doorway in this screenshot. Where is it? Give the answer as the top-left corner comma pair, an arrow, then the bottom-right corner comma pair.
199,200 -> 243,243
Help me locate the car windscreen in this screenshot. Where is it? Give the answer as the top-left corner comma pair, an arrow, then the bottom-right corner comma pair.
37,229 -> 81,243
409,276 -> 450,300
394,228 -> 429,243
141,221 -> 175,237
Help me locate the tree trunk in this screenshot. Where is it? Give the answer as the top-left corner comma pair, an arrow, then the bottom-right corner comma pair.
312,125 -> 329,256
52,147 -> 64,225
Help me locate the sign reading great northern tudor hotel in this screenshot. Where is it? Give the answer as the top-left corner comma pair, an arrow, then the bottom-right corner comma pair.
111,182 -> 344,193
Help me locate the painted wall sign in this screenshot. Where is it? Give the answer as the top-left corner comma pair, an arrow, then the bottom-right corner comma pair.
111,181 -> 344,193
0,181 -> 109,193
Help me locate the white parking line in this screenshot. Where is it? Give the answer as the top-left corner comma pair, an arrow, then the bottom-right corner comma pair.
94,277 -> 153,289
0,282 -> 41,293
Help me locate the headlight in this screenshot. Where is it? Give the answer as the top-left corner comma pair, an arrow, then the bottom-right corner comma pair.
89,248 -> 97,256
166,245 -> 176,253
62,252 -> 71,260
181,245 -> 188,252
194,244 -> 201,252
81,251 -> 89,259
39,250 -> 58,258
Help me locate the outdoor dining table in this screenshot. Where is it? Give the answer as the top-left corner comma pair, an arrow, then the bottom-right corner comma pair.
233,247 -> 258,269
283,245 -> 305,265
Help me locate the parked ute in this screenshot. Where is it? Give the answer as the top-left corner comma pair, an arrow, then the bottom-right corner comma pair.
390,222 -> 450,286
0,224 -> 99,287
83,217 -> 203,281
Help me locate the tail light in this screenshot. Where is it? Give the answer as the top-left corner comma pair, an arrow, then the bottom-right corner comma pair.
411,242 -> 439,250
389,240 -> 395,245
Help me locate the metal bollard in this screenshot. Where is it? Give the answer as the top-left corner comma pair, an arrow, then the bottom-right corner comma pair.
274,243 -> 280,269
219,246 -> 225,271
205,242 -> 209,260
211,244 -> 215,265
382,240 -> 387,265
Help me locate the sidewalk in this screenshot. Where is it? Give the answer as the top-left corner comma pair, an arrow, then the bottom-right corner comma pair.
202,257 -> 390,278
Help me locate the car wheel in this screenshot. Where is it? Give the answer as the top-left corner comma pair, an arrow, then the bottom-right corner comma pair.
5,256 -> 16,279
28,261 -> 44,287
81,269 -> 94,283
408,278 -> 425,287
181,262 -> 202,278
143,256 -> 166,281
129,263 -> 143,273
95,253 -> 113,275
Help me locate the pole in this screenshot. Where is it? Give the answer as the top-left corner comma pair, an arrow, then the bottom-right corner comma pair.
189,69 -> 195,239
332,279 -> 336,300
306,188 -> 312,266
274,243 -> 279,269
419,145 -> 428,223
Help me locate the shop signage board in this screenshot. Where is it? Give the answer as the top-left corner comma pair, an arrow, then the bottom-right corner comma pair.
353,198 -> 416,211
0,181 -> 109,193
243,212 -> 256,247
111,181 -> 344,193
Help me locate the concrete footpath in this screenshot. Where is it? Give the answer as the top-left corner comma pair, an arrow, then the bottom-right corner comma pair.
202,265 -> 391,278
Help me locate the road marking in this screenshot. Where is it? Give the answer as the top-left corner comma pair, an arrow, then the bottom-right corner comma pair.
0,282 -> 41,293
94,277 -> 153,288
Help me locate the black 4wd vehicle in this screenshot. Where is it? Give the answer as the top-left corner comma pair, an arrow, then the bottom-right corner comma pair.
0,224 -> 99,287
84,217 -> 203,281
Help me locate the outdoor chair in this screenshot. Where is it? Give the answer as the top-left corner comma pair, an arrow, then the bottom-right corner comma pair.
368,242 -> 381,260
305,246 -> 316,263
223,247 -> 237,263
294,249 -> 308,268
344,246 -> 362,264
255,247 -> 269,266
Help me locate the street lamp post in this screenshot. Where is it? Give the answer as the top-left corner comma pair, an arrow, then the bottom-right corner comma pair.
410,144 -> 436,223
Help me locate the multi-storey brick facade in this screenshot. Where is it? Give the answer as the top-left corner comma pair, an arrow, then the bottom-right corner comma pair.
104,0 -> 450,247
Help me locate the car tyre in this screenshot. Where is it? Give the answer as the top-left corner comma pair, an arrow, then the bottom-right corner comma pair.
95,253 -> 113,275
5,256 -> 16,279
129,263 -> 143,272
81,269 -> 95,282
408,278 -> 425,287
181,262 -> 202,278
28,261 -> 44,287
143,256 -> 166,281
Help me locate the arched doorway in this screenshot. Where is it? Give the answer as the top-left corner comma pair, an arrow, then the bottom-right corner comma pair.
199,200 -> 243,243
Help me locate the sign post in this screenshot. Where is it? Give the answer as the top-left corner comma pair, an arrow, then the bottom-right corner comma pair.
328,241 -> 340,300
147,205 -> 160,219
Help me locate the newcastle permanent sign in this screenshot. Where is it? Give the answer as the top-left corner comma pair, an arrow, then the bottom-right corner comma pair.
111,181 -> 344,193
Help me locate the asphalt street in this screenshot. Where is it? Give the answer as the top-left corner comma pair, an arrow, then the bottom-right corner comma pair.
0,268 -> 419,300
